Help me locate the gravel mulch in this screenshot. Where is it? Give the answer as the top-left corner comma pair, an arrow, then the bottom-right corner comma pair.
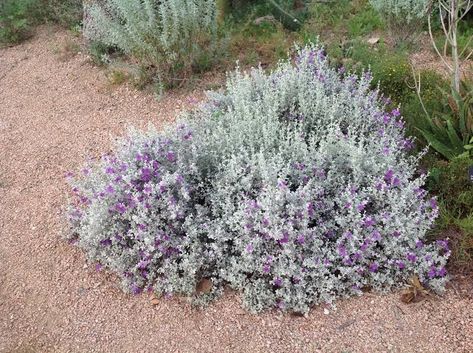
1,27 -> 472,353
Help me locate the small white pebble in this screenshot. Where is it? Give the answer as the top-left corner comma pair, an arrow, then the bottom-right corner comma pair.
323,308 -> 330,315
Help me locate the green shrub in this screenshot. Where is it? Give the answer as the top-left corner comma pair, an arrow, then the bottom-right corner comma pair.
427,155 -> 473,271
371,54 -> 411,103
416,80 -> 473,160
0,0 -> 82,46
44,0 -> 82,28
338,41 -> 412,104
304,0 -> 383,39
428,156 -> 473,219
402,70 -> 449,141
0,0 -> 35,45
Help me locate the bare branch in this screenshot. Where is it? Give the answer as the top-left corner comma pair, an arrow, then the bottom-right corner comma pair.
428,15 -> 453,71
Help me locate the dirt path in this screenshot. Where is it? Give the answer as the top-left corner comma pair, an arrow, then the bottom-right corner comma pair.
1,27 -> 472,353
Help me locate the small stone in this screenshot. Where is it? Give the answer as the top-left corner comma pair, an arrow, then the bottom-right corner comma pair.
323,308 -> 330,315
254,15 -> 277,26
151,298 -> 159,306
367,37 -> 380,45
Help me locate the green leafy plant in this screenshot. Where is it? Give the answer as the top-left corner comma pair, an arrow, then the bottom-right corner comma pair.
427,155 -> 473,271
416,80 -> 473,160
303,0 -> 383,40
0,0 -> 34,45
0,0 -> 82,46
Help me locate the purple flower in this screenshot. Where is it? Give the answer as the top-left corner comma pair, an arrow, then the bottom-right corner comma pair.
437,267 -> 447,277
105,166 -> 115,174
362,216 -> 375,228
357,202 -> 366,212
371,230 -> 381,241
296,234 -> 305,244
384,169 -> 394,184
245,243 -> 254,253
263,264 -> 271,273
360,239 -> 370,251
278,231 -> 289,244
95,263 -> 103,271
369,262 -> 379,272
416,240 -> 424,248
278,179 -> 287,189
338,244 -> 347,258
166,151 -> 176,162
352,252 -> 362,261
396,260 -> 405,270
429,198 -> 438,209
100,238 -> 112,246
392,177 -> 400,187
406,253 -> 417,262
402,138 -> 414,151
130,283 -> 142,295
140,168 -> 152,182
324,230 -> 335,238
105,185 -> 115,194
307,202 -> 314,217
115,203 -> 126,214
80,196 -> 90,205
273,277 -> 283,287
428,266 -> 437,279
436,239 -> 449,251
391,108 -> 401,117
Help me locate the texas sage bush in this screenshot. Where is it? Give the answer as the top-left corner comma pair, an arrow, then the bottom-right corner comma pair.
67,44 -> 450,314
368,0 -> 430,42
83,0 -> 217,86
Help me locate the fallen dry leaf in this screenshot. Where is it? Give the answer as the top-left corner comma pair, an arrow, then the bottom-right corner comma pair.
400,275 -> 429,304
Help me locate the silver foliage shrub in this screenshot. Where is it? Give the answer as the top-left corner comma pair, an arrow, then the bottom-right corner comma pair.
67,44 -> 450,314
83,0 -> 217,82
368,0 -> 430,23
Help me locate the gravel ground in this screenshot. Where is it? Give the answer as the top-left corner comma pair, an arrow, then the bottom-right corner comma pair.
1,27 -> 472,353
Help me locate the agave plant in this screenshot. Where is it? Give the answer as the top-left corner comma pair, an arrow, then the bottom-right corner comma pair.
418,79 -> 473,160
